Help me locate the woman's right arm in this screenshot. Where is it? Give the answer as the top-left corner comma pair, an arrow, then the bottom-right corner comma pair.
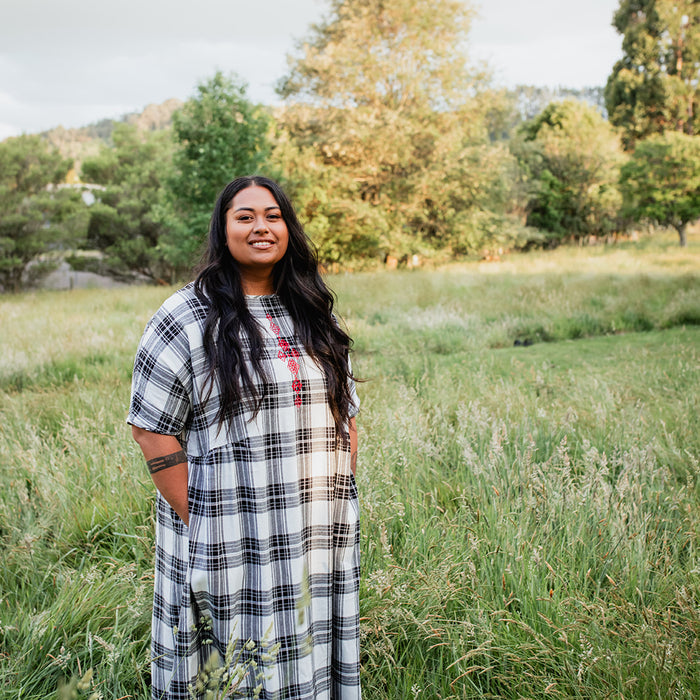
132,426 -> 189,526
349,416 -> 358,477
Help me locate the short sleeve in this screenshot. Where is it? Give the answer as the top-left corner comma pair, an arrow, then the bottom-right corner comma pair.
127,307 -> 193,436
348,356 -> 360,419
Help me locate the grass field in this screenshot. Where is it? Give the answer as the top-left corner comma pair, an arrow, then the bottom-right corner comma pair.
1,232 -> 698,699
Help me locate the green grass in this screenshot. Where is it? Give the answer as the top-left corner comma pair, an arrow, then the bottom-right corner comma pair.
1,233 -> 699,698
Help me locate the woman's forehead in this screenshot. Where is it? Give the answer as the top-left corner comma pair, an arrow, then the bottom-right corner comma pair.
230,186 -> 279,211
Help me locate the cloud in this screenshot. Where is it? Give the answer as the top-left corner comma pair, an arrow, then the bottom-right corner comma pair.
0,0 -> 327,135
0,0 -> 327,53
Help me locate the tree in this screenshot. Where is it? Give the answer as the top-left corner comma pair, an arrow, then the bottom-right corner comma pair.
620,131 -> 700,246
276,0 -> 522,262
162,72 -> 273,272
0,135 -> 85,291
80,123 -> 174,279
605,0 -> 700,149
512,100 -> 625,244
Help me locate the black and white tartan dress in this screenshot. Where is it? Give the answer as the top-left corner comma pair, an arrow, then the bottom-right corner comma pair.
128,284 -> 360,699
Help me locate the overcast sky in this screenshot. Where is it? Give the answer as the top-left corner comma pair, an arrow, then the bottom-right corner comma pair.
0,0 -> 623,140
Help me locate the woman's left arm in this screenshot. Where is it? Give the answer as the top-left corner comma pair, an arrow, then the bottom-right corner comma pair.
349,417 -> 357,476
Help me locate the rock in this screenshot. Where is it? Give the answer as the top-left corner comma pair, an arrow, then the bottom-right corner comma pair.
35,261 -> 126,291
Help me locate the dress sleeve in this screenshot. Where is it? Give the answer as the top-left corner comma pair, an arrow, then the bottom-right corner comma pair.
127,306 -> 193,436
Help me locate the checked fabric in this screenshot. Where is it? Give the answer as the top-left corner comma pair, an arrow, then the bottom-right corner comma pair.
128,284 -> 360,699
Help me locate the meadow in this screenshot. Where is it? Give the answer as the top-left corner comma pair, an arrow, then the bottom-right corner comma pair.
0,232 -> 698,699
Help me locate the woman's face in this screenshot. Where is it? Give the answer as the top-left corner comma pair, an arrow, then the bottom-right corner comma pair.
225,185 -> 289,293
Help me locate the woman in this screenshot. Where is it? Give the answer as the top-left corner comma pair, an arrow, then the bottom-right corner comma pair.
128,176 -> 360,699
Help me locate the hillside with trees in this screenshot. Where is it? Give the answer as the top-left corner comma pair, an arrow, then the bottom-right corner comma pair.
42,98 -> 183,172
0,0 -> 698,291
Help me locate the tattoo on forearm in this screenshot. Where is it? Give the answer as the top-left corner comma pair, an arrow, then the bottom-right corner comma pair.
147,450 -> 187,474
351,449 -> 357,474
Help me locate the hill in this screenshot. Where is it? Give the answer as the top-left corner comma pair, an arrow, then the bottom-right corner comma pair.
41,97 -> 183,171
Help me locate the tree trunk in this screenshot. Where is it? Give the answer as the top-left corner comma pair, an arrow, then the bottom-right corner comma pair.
676,223 -> 687,247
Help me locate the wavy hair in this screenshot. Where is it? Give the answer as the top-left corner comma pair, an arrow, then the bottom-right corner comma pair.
194,175 -> 355,436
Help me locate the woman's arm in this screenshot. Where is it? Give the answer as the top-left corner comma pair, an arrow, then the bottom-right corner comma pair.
349,417 -> 357,477
132,426 -> 189,526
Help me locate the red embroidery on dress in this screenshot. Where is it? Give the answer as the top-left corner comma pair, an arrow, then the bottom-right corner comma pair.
267,313 -> 303,407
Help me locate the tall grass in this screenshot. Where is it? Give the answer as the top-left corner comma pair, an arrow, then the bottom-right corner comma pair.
1,233 -> 698,698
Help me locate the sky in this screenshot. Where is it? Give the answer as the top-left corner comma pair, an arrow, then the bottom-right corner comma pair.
0,0 -> 623,141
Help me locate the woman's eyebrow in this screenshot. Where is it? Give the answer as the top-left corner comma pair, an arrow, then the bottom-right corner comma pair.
233,205 -> 281,213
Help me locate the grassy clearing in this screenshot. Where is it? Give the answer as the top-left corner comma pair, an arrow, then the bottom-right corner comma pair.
1,233 -> 698,698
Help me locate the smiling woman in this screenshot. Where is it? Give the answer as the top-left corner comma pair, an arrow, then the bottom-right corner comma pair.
128,175 -> 360,699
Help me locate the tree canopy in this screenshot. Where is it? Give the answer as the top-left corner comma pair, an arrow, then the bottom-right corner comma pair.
276,0 -> 522,262
80,123 -> 174,279
513,100 -> 625,243
620,131 -> 700,245
279,0 -> 479,110
0,135 -> 85,291
162,72 -> 273,273
605,0 -> 700,148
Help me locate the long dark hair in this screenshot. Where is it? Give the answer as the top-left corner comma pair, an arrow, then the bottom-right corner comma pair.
194,175 -> 355,436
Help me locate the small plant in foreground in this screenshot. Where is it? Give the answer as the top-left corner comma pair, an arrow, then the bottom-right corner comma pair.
57,668 -> 101,700
187,621 -> 280,700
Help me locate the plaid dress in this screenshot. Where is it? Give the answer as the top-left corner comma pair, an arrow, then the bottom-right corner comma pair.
128,284 -> 360,699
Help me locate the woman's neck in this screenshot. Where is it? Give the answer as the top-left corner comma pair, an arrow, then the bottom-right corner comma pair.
240,273 -> 275,296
